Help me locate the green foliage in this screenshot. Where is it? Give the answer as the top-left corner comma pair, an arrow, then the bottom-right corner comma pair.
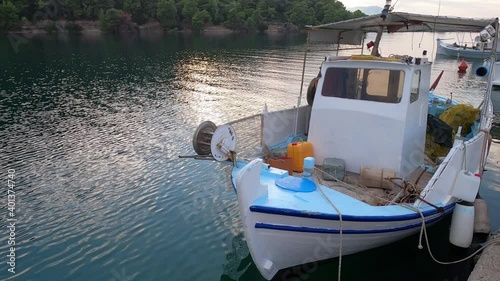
351,9 -> 365,19
288,2 -> 315,28
99,8 -> 124,33
141,0 -> 158,18
182,0 -> 198,23
191,9 -> 210,31
124,0 -> 147,25
225,2 -> 246,30
250,9 -> 266,32
0,0 -> 366,32
20,16 -> 29,25
0,1 -> 19,31
201,0 -> 220,23
157,0 -> 177,29
247,9 -> 267,32
65,22 -> 83,32
44,21 -> 58,33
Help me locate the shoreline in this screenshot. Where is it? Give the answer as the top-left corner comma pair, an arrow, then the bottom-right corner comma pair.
3,20 -> 300,35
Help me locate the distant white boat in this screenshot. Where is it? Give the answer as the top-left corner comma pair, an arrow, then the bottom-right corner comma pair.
437,38 -> 500,59
185,8 -> 498,281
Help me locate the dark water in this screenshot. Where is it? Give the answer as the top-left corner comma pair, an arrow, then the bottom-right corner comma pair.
0,32 -> 499,281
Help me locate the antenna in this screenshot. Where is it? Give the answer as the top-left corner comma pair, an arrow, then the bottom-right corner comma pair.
390,0 -> 399,11
381,0 -> 392,19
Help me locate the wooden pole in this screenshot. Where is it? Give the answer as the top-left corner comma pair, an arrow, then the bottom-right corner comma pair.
371,26 -> 384,57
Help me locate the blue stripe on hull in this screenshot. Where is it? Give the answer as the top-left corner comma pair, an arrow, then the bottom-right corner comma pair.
250,203 -> 454,222
254,210 -> 451,234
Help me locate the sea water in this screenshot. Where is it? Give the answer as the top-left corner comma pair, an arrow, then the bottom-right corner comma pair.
0,32 -> 499,281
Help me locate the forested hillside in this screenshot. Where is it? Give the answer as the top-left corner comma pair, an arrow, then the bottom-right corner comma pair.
0,0 -> 366,32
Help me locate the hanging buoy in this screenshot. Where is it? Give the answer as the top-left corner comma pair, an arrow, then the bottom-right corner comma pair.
458,59 -> 468,73
449,201 -> 474,248
473,198 -> 491,234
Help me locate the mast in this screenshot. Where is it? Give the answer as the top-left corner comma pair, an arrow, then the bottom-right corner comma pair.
371,0 -> 392,56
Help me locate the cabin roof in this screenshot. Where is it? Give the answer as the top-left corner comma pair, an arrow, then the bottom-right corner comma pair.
313,12 -> 496,33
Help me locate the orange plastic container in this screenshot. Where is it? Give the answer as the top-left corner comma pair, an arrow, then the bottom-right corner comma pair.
287,142 -> 314,172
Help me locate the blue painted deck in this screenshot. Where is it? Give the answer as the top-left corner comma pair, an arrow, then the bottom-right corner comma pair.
232,161 -> 452,221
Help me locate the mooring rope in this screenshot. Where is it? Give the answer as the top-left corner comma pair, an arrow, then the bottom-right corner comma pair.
309,167 -> 343,281
402,203 -> 500,265
312,167 -> 500,268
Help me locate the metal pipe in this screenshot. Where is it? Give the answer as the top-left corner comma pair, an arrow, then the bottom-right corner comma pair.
225,113 -> 262,125
297,32 -> 310,107
294,32 -> 310,135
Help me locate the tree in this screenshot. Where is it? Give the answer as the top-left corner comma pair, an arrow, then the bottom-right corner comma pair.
256,0 -> 274,21
124,0 -> 147,24
191,9 -> 210,31
288,2 -> 315,28
251,9 -> 266,32
199,0 -> 219,23
63,0 -> 85,20
157,0 -> 177,29
351,9 -> 365,19
182,0 -> 198,23
93,0 -> 116,19
225,2 -> 245,30
99,8 -> 123,32
140,0 -> 158,18
0,1 -> 19,31
322,1 -> 351,23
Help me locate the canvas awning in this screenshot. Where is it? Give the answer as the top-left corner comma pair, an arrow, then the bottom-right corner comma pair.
310,12 -> 497,45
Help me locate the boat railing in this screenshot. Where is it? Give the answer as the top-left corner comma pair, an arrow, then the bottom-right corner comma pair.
224,113 -> 265,160
418,102 -> 493,207
222,106 -> 312,160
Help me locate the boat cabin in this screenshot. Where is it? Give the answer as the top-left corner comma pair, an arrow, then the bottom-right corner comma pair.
308,57 -> 431,177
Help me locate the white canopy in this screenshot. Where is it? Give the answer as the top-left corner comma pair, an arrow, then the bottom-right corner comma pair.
310,12 -> 497,44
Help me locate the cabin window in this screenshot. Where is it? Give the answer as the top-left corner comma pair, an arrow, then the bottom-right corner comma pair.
411,70 -> 421,103
321,67 -> 405,104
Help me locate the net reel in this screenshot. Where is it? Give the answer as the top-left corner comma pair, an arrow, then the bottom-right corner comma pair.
191,121 -> 237,163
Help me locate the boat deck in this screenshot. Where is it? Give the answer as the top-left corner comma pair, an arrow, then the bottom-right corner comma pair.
293,164 -> 434,206
232,159 -> 445,219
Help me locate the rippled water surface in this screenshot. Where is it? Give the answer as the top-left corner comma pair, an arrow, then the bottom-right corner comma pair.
0,32 -> 499,281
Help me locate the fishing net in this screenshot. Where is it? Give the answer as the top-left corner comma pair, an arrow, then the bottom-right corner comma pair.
439,104 -> 480,135
425,104 -> 481,160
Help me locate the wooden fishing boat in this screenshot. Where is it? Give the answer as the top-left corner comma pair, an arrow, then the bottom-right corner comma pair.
183,7 -> 498,281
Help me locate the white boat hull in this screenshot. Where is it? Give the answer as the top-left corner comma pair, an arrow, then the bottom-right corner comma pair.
436,39 -> 500,59
233,159 -> 453,280
248,212 -> 450,280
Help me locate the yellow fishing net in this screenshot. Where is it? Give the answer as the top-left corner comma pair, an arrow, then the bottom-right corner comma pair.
439,104 -> 480,135
425,104 -> 480,160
